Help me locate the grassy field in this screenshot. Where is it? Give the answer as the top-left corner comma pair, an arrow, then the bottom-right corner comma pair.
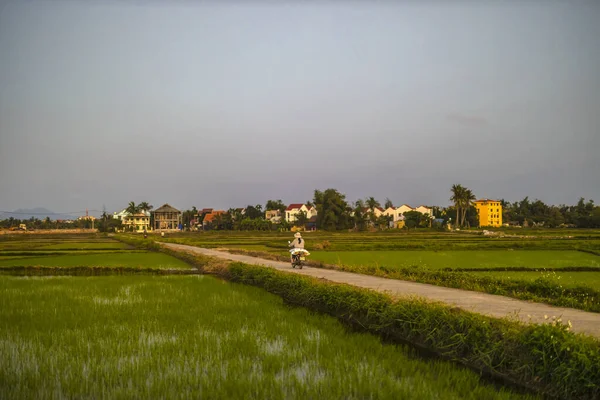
155,230 -> 600,252
469,270 -> 600,290
309,250 -> 600,270
151,231 -> 600,311
37,241 -> 131,250
0,236 -> 188,270
0,252 -> 190,269
0,275 -> 535,399
157,232 -> 600,288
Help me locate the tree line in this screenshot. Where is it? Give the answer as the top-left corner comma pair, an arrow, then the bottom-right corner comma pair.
3,189 -> 599,232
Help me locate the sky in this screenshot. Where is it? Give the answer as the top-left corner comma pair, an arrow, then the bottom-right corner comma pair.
1,0 -> 599,216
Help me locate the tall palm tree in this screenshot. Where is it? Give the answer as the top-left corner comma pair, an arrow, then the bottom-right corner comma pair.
126,201 -> 139,215
450,184 -> 465,228
365,197 -> 381,212
138,202 -> 153,213
461,189 -> 476,228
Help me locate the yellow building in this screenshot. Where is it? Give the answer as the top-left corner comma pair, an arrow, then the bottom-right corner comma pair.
122,213 -> 151,232
474,199 -> 503,227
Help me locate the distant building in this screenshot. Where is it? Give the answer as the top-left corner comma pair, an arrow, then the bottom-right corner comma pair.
265,209 -> 282,223
152,204 -> 182,230
383,204 -> 433,221
122,213 -> 151,232
78,209 -> 96,221
474,199 -> 503,227
113,209 -> 150,220
202,210 -> 226,230
285,204 -> 310,223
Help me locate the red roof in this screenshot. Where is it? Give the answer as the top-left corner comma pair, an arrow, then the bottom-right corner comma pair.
285,203 -> 305,211
203,211 -> 226,223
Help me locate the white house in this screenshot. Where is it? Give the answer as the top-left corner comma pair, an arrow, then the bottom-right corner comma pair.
396,204 -> 414,215
113,209 -> 150,220
383,204 -> 433,221
383,207 -> 404,222
285,204 -> 310,223
415,205 -> 434,218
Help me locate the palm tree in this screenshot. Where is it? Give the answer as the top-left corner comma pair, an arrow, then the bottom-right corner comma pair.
450,184 -> 465,228
138,202 -> 153,214
461,189 -> 476,228
126,201 -> 139,215
365,197 -> 381,212
384,198 -> 394,209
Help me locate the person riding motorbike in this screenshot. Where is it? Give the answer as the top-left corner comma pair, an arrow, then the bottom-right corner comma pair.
288,232 -> 305,264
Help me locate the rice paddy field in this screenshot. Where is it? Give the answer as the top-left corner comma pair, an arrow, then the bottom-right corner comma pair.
0,235 -> 189,270
0,234 -> 536,399
0,276 -> 534,399
158,230 -> 600,290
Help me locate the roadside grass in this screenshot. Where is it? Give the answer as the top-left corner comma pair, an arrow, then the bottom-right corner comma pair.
0,275 -> 533,400
0,252 -> 190,270
469,270 -> 600,291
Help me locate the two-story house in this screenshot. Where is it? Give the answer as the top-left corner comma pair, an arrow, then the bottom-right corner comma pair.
285,204 -> 310,223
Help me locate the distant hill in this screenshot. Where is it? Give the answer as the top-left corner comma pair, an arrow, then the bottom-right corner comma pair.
0,208 -> 80,221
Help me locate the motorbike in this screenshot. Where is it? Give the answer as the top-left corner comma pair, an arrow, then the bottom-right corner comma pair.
288,241 -> 310,269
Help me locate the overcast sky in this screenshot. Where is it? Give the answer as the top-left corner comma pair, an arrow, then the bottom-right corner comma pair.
1,0 -> 599,215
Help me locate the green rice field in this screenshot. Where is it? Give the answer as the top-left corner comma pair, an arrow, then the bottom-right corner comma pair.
469,270 -> 600,290
309,250 -> 600,270
37,241 -> 130,250
0,237 -> 188,270
0,252 -> 190,269
0,274 -> 534,399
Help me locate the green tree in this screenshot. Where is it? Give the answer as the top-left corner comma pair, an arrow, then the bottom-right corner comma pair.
377,214 -> 393,230
365,197 -> 381,211
265,200 -> 286,215
352,200 -> 367,231
244,205 -> 264,220
450,184 -> 465,228
384,198 -> 394,209
314,188 -> 351,231
403,211 -> 423,230
294,210 -> 309,228
450,185 -> 476,228
125,201 -> 139,215
138,202 -> 153,213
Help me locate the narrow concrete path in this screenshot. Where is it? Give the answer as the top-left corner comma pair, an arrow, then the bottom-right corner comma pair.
162,243 -> 600,339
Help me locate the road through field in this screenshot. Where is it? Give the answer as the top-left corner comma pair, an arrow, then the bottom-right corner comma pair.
161,243 -> 600,339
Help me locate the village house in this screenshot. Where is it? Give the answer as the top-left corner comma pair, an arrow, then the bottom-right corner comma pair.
285,204 -> 310,223
265,209 -> 282,223
202,210 -> 226,230
415,205 -> 434,218
113,208 -> 150,220
383,204 -> 433,228
122,213 -> 151,232
152,204 -> 182,231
